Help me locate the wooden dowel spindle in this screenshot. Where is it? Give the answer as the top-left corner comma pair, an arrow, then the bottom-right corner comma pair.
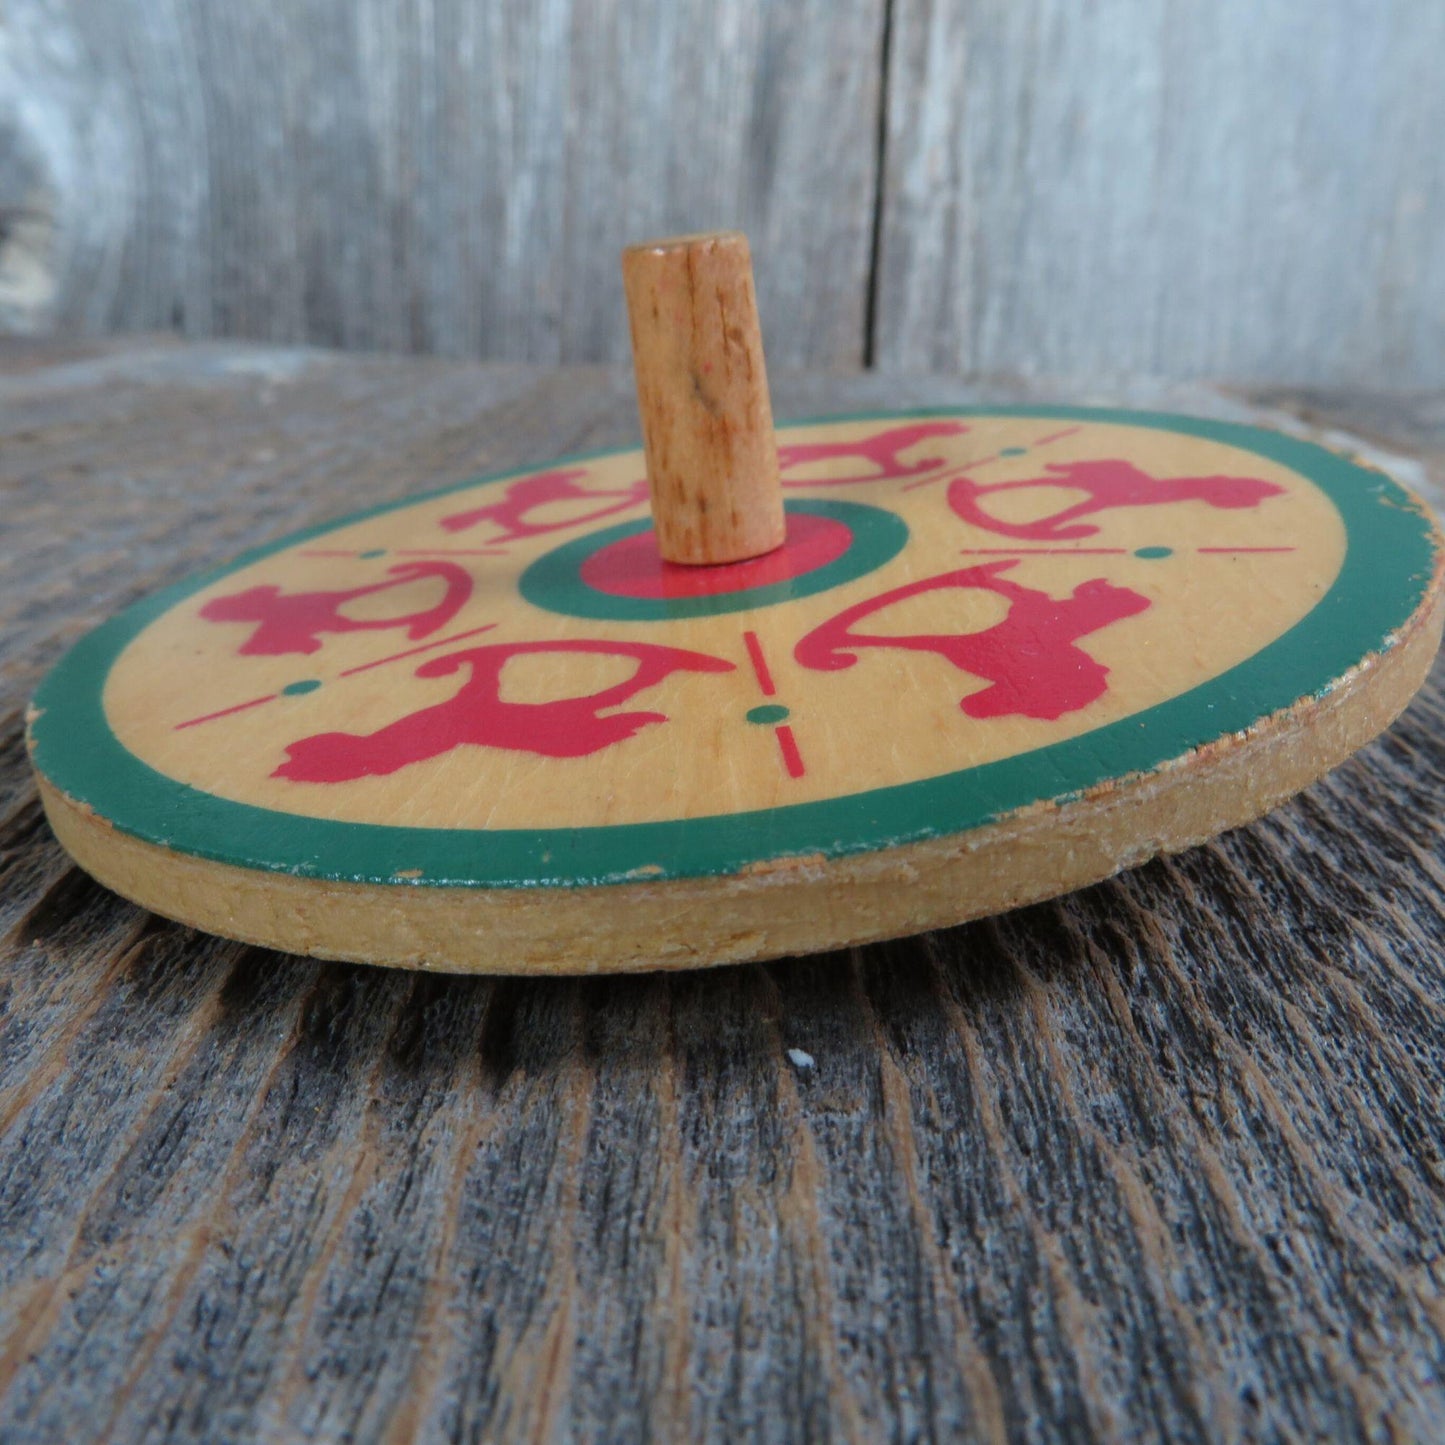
622,231 -> 786,566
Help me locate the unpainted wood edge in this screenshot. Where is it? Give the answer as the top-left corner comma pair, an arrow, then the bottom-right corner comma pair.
31,579 -> 1444,977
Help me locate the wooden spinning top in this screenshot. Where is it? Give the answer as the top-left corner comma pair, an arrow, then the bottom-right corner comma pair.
25,232 -> 1445,974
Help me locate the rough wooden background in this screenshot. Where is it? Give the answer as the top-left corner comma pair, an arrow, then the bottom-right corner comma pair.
2,337 -> 1445,1441
3,2 -> 1444,385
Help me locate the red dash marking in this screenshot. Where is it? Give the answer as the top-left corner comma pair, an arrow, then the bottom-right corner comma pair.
958,547 -> 1129,555
1196,546 -> 1297,554
775,725 -> 805,779
395,548 -> 509,556
904,456 -> 999,491
742,630 -> 777,696
339,623 -> 498,677
175,693 -> 278,730
299,549 -> 361,558
1032,425 -> 1084,447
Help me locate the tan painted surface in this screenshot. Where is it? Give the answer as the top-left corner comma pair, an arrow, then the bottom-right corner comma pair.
100,418 -> 1345,831
38,587 -> 1445,972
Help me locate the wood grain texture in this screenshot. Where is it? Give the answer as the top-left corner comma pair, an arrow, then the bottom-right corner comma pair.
622,231 -> 785,563
6,2 -> 1444,387
2,339 -> 1445,1440
0,0 -> 884,368
874,0 -> 1445,385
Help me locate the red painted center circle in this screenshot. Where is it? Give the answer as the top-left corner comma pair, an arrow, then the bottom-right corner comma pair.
579,512 -> 855,599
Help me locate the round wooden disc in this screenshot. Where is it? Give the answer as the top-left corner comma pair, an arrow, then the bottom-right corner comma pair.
28,408 -> 1444,974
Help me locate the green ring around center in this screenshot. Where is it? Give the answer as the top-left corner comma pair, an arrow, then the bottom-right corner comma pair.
517,499 -> 909,621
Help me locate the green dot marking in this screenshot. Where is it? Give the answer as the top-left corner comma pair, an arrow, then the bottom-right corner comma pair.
999,446 -> 1027,457
1135,546 -> 1173,559
282,679 -> 322,696
359,548 -> 386,559
746,704 -> 790,726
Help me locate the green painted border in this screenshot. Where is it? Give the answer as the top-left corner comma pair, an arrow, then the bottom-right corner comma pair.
28,408 -> 1440,889
518,498 -> 907,620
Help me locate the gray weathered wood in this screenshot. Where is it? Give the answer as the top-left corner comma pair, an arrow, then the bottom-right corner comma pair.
0,0 -> 884,367
875,0 -> 1445,385
2,338 -> 1445,1441
6,2 -> 1445,386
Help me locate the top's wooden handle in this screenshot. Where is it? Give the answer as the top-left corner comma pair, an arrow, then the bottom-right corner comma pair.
622,231 -> 786,566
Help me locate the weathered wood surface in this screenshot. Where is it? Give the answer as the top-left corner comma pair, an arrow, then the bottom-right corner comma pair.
873,0 -> 1445,385
5,2 -> 1445,387
0,0 -> 885,368
2,337 -> 1445,1442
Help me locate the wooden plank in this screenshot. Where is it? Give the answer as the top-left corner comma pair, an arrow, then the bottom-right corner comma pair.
875,0 -> 1445,386
8,1 -> 1445,387
1,342 -> 1444,1439
0,0 -> 883,369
